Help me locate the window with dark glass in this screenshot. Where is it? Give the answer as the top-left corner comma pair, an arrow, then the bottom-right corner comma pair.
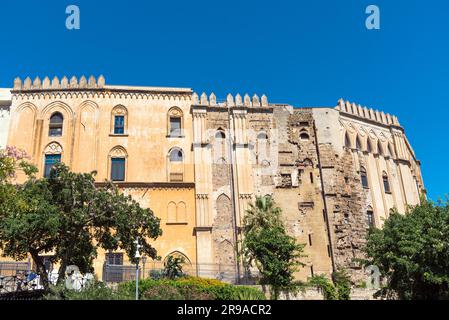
367,211 -> 375,228
170,149 -> 183,162
106,252 -> 123,265
49,112 -> 63,137
114,115 -> 125,134
111,158 -> 125,181
44,154 -> 61,178
383,172 -> 391,193
361,167 -> 369,188
170,117 -> 182,137
104,252 -> 124,283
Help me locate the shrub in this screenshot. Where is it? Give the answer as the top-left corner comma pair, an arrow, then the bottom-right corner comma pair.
308,271 -> 352,300
119,277 -> 266,300
44,281 -> 134,300
143,283 -> 184,300
332,269 -> 351,300
307,275 -> 338,300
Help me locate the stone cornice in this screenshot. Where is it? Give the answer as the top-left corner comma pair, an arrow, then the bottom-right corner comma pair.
94,182 -> 195,189
12,89 -> 193,101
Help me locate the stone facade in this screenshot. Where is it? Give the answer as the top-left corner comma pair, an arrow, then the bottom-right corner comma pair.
0,89 -> 11,149
0,76 -> 425,283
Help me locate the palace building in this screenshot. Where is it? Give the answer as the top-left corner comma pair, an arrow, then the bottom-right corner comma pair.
0,75 -> 425,283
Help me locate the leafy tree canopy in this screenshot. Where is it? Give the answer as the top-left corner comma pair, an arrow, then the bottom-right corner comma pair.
364,199 -> 449,300
0,152 -> 162,291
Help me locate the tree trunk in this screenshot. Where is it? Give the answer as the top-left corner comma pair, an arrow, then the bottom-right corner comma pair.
57,259 -> 68,286
30,251 -> 50,292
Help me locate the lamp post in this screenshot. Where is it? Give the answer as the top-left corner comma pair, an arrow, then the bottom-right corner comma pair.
134,238 -> 142,301
142,256 -> 147,280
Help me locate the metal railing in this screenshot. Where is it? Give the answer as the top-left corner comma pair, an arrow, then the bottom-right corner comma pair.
102,261 -> 260,285
0,262 -> 30,277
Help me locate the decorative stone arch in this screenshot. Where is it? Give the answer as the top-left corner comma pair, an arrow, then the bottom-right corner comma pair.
76,101 -> 100,172
41,102 -> 74,140
44,141 -> 63,155
167,106 -> 184,137
163,251 -> 192,265
13,103 -> 37,151
40,101 -> 74,120
110,105 -> 128,134
167,201 -> 177,223
15,101 -> 38,114
167,147 -> 185,182
177,201 -> 187,222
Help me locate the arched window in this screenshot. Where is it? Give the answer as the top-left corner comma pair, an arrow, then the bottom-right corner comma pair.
44,142 -> 63,178
388,143 -> 395,158
378,141 -> 384,156
214,130 -> 226,163
168,107 -> 183,137
168,148 -> 184,182
367,209 -> 375,228
382,171 -> 391,193
111,105 -> 128,135
356,136 -> 362,151
300,131 -> 310,141
367,139 -> 373,153
344,132 -> 351,149
256,132 -> 269,164
360,167 -> 369,189
215,131 -> 226,139
109,146 -> 127,182
169,148 -> 183,162
49,112 -> 63,137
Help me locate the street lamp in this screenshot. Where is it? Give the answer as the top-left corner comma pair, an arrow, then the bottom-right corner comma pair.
142,256 -> 147,280
134,237 -> 142,301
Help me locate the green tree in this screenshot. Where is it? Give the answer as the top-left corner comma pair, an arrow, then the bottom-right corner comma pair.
0,160 -> 162,291
364,199 -> 449,300
241,196 -> 306,300
162,255 -> 186,279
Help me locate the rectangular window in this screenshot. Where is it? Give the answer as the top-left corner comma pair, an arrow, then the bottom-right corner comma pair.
361,175 -> 369,188
310,265 -> 314,277
111,158 -> 125,181
49,126 -> 63,137
114,116 -> 125,134
44,154 -> 61,178
308,234 -> 313,246
367,211 -> 375,228
170,117 -> 182,136
104,252 -> 124,283
105,252 -> 123,266
310,172 -> 314,184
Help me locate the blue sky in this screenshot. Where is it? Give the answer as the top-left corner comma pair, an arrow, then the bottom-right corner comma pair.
0,0 -> 448,200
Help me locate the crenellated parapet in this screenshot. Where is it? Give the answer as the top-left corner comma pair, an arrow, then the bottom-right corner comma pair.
192,92 -> 269,108
336,98 -> 401,127
13,75 -> 106,91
